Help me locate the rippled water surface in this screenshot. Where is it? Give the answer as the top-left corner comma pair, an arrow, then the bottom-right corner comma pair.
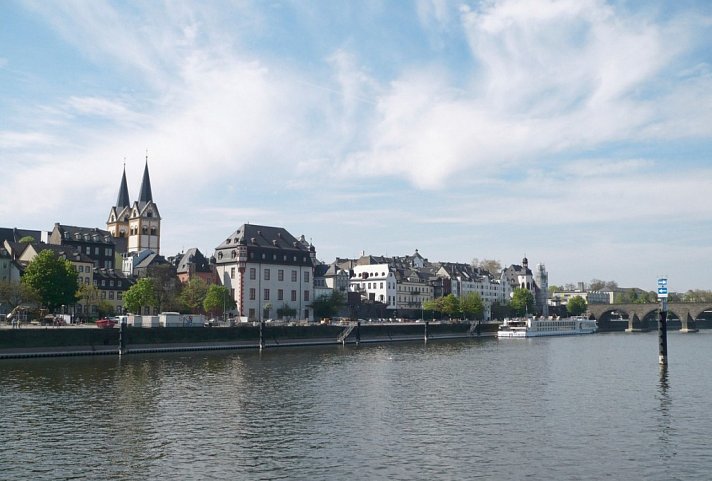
2,331 -> 711,480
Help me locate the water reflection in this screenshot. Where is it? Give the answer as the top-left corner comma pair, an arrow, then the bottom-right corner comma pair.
2,336 -> 712,480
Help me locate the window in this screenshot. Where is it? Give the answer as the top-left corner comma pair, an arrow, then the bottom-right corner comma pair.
86,246 -> 91,255
117,292 -> 122,300
291,270 -> 297,282
230,267 -> 236,279
304,290 -> 310,301
264,289 -> 270,300
109,280 -> 114,287
105,248 -> 112,256
264,268 -> 270,281
150,227 -> 156,235
85,277 -> 90,284
109,291 -> 114,300
79,265 -> 84,273
278,269 -> 284,281
250,268 -> 256,280
249,308 -> 256,319
100,291 -> 106,299
291,290 -> 297,301
249,288 -> 256,300
304,271 -> 310,283
278,289 -> 284,300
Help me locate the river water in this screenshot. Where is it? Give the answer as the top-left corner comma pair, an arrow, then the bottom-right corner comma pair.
1,331 -> 710,480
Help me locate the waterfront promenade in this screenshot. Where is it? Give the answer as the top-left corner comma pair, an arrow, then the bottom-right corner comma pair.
0,321 -> 498,359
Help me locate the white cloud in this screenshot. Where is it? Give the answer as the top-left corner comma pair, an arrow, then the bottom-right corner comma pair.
0,131 -> 58,150
4,1 -> 711,288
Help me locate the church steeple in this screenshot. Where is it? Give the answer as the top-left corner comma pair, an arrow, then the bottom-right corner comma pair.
138,155 -> 153,205
116,162 -> 130,208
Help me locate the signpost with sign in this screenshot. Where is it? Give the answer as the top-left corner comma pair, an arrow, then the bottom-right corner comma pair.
657,278 -> 668,299
657,277 -> 668,365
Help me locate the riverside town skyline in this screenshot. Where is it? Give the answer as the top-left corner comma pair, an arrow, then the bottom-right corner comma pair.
1,1 -> 711,291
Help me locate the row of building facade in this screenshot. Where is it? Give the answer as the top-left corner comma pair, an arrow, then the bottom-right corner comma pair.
0,161 -> 584,321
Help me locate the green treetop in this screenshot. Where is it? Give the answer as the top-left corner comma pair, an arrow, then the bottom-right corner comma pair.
21,250 -> 78,312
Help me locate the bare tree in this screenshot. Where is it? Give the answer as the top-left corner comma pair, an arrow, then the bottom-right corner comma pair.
471,258 -> 502,275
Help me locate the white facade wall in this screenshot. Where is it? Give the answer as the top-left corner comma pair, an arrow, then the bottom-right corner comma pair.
217,261 -> 314,321
349,264 -> 397,309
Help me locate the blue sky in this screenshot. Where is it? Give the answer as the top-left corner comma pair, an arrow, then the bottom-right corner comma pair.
1,0 -> 711,291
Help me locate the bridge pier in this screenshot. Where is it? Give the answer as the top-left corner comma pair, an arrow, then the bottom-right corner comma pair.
680,314 -> 699,333
625,314 -> 648,333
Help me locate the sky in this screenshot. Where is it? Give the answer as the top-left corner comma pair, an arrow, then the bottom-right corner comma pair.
1,0 -> 711,292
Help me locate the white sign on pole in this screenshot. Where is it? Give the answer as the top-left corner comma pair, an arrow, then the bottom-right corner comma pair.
657,278 -> 668,299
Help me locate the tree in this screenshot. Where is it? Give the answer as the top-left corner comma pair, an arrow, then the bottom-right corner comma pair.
178,278 -> 209,313
277,304 -> 297,319
19,235 -> 36,244
124,278 -> 157,314
311,291 -> 345,319
567,295 -> 587,316
441,294 -> 460,319
97,300 -> 114,318
203,284 -> 235,319
0,281 -> 39,311
683,289 -> 712,303
422,298 -> 442,319
472,258 -> 502,275
510,288 -> 535,316
21,250 -> 78,312
146,263 -> 180,312
460,292 -> 484,319
589,279 -> 605,291
77,283 -> 100,318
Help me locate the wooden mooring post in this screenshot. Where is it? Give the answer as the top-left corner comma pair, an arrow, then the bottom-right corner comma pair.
118,320 -> 127,356
259,320 -> 265,351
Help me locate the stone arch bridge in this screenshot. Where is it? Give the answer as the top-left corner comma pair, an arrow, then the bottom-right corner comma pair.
587,303 -> 710,332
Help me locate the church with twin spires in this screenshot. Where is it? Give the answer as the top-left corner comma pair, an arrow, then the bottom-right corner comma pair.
106,158 -> 161,255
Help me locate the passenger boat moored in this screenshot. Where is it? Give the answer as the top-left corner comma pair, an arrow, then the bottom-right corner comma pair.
498,315 -> 597,338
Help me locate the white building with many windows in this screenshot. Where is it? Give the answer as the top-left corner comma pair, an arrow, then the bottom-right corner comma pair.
349,264 -> 397,309
213,224 -> 316,321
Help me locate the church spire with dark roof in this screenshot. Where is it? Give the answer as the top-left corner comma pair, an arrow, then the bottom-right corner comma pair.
116,162 -> 130,208
138,154 -> 153,204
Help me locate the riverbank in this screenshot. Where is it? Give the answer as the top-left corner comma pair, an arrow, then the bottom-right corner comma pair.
0,321 -> 499,359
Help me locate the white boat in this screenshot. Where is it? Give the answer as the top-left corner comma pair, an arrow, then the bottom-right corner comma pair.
497,315 -> 598,338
